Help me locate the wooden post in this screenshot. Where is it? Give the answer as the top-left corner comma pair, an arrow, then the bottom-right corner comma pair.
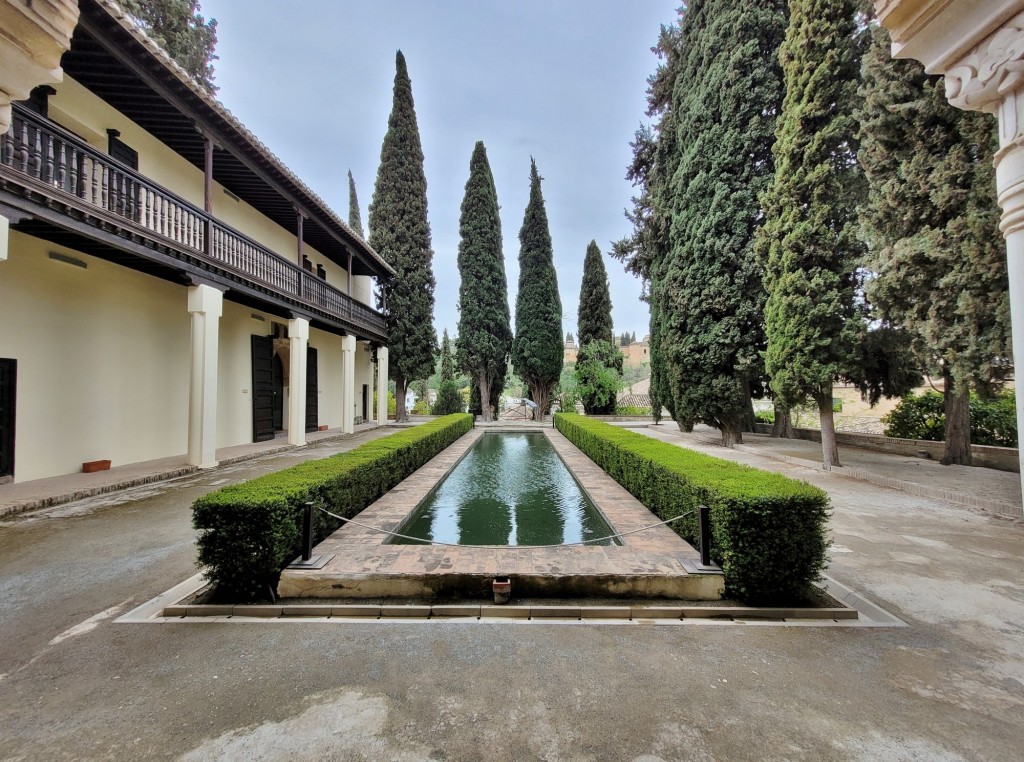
296,210 -> 304,265
203,136 -> 213,214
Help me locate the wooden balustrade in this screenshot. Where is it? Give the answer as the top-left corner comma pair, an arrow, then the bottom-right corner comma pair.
0,105 -> 384,337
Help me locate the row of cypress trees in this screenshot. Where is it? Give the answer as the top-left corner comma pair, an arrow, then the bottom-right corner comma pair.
616,1 -> 1008,467
357,52 -> 572,423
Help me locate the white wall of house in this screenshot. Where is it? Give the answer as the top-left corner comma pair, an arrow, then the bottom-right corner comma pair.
309,326 -> 344,430
0,231 -> 189,481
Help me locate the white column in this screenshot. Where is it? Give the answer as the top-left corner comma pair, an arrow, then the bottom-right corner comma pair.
0,215 -> 8,262
187,284 -> 223,468
288,316 -> 309,446
341,334 -> 356,434
995,100 -> 1024,496
376,346 -> 389,426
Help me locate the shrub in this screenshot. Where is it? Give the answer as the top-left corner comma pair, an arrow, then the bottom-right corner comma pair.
882,390 -> 1018,447
614,405 -> 653,416
432,379 -> 464,415
754,409 -> 775,424
193,414 -> 473,601
555,413 -> 830,604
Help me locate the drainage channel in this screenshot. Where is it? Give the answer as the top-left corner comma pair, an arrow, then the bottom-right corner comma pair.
116,574 -> 906,628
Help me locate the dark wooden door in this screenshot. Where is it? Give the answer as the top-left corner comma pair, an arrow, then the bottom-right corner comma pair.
272,354 -> 284,431
305,347 -> 318,433
361,385 -> 369,423
251,336 -> 275,442
0,359 -> 15,481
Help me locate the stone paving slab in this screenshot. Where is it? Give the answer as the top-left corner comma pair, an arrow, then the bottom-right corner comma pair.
278,427 -> 724,600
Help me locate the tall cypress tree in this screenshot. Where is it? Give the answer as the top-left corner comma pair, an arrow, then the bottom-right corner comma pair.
575,240 -> 622,414
369,51 -> 437,422
347,169 -> 364,238
858,25 -> 1010,465
659,0 -> 787,446
757,0 -> 863,468
614,16 -> 687,425
511,159 -> 563,421
433,328 -> 463,415
455,141 -> 511,422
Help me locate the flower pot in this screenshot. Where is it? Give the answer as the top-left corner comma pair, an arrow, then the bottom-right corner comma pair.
82,459 -> 111,473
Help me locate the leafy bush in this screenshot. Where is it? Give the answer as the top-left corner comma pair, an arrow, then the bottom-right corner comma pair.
555,413 -> 830,604
432,379 -> 464,415
614,405 -> 653,416
754,409 -> 775,424
575,340 -> 623,414
882,391 -> 1018,447
193,414 -> 473,601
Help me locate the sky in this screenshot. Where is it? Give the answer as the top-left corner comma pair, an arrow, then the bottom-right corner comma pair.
198,0 -> 680,341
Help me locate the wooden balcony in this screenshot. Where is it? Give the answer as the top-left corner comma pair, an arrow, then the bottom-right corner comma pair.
0,104 -> 386,341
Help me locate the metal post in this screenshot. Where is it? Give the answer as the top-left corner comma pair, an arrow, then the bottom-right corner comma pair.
302,501 -> 314,562
698,505 -> 711,567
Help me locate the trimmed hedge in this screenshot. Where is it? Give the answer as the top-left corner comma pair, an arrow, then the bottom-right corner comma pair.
193,414 -> 473,600
555,414 -> 830,603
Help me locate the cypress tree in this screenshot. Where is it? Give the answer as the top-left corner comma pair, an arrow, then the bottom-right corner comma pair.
757,0 -> 863,468
369,51 -> 437,422
347,169 -> 364,238
614,16 -> 687,426
575,240 -> 622,414
455,141 -> 511,422
123,0 -> 218,91
511,159 -> 563,421
660,0 -> 787,446
857,25 -> 1010,465
433,329 -> 463,415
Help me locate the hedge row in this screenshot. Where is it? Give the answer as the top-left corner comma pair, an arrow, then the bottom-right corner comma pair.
193,414 -> 473,600
554,414 -> 830,603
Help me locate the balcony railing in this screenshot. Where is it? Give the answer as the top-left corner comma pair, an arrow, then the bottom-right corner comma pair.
0,104 -> 385,338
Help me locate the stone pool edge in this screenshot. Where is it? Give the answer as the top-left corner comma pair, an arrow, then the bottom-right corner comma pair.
277,426 -> 725,601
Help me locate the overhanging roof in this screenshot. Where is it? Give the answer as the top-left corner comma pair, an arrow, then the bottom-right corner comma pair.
60,0 -> 394,280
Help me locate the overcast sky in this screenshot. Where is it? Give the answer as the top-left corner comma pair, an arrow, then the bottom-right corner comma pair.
199,0 -> 679,341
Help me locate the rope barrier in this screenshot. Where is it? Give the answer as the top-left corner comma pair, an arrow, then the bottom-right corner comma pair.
316,506 -> 696,549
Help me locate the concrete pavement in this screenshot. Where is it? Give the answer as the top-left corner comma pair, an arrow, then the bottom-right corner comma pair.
0,425 -> 1022,760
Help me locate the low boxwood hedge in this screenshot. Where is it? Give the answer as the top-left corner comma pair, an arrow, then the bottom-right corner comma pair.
555,413 -> 830,604
193,414 -> 473,601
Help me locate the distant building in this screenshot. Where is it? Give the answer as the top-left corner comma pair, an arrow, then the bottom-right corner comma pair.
564,331 -> 650,367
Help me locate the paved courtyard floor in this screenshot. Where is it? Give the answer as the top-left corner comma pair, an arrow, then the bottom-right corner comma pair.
0,423 -> 1022,760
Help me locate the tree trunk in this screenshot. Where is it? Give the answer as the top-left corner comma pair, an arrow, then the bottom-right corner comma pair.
720,411 -> 743,447
771,401 -> 794,438
479,371 -> 492,423
941,371 -> 972,466
740,377 -> 757,432
529,382 -> 548,422
816,393 -> 840,468
395,378 -> 408,423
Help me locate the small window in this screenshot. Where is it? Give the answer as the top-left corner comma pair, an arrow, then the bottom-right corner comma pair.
107,129 -> 138,170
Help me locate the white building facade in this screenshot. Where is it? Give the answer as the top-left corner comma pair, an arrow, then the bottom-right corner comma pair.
0,0 -> 392,483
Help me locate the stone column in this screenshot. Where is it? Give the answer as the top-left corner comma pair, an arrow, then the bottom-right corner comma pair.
0,215 -> 8,262
288,316 -> 309,447
187,284 -> 223,468
341,334 -> 356,434
875,2 -> 1024,510
0,0 -> 79,133
376,346 -> 389,426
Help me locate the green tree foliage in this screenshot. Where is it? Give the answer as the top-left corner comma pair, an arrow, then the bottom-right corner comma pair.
511,160 -> 563,420
347,169 -> 364,238
575,240 -> 623,414
123,0 -> 218,91
614,16 -> 687,426
438,328 -> 455,382
857,25 -> 1010,465
883,391 -> 1017,448
757,0 -> 863,467
369,51 -> 437,422
577,241 -> 615,347
658,0 -> 787,446
455,142 -> 512,422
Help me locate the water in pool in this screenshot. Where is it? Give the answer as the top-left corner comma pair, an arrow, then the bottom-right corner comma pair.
392,432 -> 618,546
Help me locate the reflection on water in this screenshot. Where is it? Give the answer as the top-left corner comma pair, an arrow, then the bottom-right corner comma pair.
394,433 -> 617,546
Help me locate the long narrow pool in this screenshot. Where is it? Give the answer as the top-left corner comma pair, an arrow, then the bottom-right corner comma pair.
391,432 -> 619,546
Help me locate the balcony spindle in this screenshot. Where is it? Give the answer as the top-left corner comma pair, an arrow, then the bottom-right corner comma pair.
56,142 -> 67,188
43,134 -> 54,183
18,120 -> 29,172
1,125 -> 12,166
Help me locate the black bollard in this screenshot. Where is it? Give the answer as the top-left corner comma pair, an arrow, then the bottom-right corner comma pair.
302,501 -> 314,562
698,505 -> 711,567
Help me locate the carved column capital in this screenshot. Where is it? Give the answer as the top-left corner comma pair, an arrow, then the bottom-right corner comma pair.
945,14 -> 1024,113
